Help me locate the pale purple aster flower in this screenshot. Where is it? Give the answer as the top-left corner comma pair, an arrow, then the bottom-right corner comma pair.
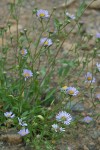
96,93 -> 100,100
23,69 -> 33,80
4,112 -> 15,118
56,111 -> 72,125
40,38 -> 52,47
18,118 -> 27,127
18,128 -> 29,136
52,124 -> 59,132
85,72 -> 95,83
59,127 -> 65,132
96,33 -> 100,38
52,124 -> 65,132
66,12 -> 75,20
20,49 -> 27,56
37,9 -> 49,19
83,116 -> 93,123
96,62 -> 100,71
66,87 -> 79,96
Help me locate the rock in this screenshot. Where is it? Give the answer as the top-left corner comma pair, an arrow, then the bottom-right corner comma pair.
87,0 -> 100,9
0,134 -> 22,144
57,0 -> 76,9
88,142 -> 96,150
83,145 -> 89,150
90,131 -> 100,139
66,101 -> 85,112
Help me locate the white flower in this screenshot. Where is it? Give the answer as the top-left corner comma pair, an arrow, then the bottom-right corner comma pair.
4,112 -> 15,118
52,124 -> 65,132
23,69 -> 33,80
85,72 -> 95,83
96,62 -> 100,71
59,127 -> 65,132
37,9 -> 49,19
56,111 -> 72,125
40,38 -> 52,47
18,118 -> 27,127
52,124 -> 59,132
20,49 -> 27,56
18,128 -> 29,136
66,12 -> 75,20
66,87 -> 79,96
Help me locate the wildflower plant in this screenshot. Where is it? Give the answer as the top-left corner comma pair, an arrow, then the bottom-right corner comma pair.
0,0 -> 99,149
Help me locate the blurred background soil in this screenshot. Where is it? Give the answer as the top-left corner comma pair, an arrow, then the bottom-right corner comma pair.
0,0 -> 100,150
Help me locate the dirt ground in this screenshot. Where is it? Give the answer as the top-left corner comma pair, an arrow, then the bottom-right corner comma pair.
0,0 -> 100,150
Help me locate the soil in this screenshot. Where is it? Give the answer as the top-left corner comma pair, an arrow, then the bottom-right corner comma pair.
0,0 -> 100,150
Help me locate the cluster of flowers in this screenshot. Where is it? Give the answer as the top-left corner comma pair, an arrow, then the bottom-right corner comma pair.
61,86 -> 79,96
4,112 -> 29,136
52,111 -> 72,132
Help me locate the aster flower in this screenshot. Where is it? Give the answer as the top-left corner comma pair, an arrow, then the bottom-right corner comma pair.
56,111 -> 72,125
96,33 -> 100,38
66,12 -> 75,20
20,48 -> 27,56
96,93 -> 100,100
85,72 -> 95,83
4,112 -> 15,118
52,124 -> 59,132
59,127 -> 65,132
61,86 -> 68,92
83,116 -> 93,123
66,87 -> 79,96
18,118 -> 27,127
96,62 -> 100,71
18,128 -> 29,136
52,124 -> 65,132
37,9 -> 49,19
23,69 -> 33,80
40,38 -> 52,47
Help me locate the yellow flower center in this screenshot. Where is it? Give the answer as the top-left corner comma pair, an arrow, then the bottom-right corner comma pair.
40,13 -> 45,17
24,73 -> 30,77
21,50 -> 25,55
62,86 -> 67,90
69,90 -> 74,95
61,116 -> 66,121
7,114 -> 11,117
87,76 -> 92,81
44,41 -> 48,45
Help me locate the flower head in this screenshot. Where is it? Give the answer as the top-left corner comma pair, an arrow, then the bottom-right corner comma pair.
18,128 -> 29,136
59,127 -> 65,132
18,118 -> 27,127
52,124 -> 59,132
83,116 -> 93,123
85,72 -> 95,83
66,87 -> 79,96
20,49 -> 27,56
96,93 -> 100,100
56,111 -> 72,125
40,38 -> 52,47
4,112 -> 15,118
96,62 -> 100,71
37,9 -> 49,19
23,69 -> 33,80
96,33 -> 100,38
52,124 -> 65,132
61,86 -> 68,92
66,12 -> 75,20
